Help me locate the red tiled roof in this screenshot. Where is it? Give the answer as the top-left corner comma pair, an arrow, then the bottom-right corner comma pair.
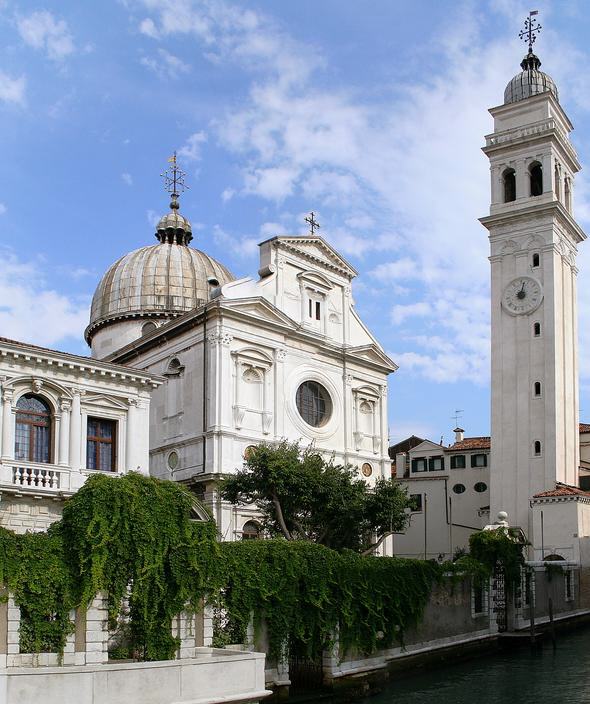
580,423 -> 590,433
533,484 -> 590,498
446,436 -> 491,452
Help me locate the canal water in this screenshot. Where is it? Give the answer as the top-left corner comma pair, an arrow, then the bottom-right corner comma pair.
367,629 -> 590,704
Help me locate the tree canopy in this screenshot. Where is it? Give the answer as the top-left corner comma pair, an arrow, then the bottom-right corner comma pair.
220,441 -> 410,554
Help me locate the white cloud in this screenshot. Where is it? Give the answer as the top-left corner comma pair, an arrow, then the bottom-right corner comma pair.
0,204 -> 6,215
121,172 -> 133,186
372,258 -> 419,282
243,166 -> 298,201
17,10 -> 75,61
139,17 -> 160,39
221,188 -> 235,202
178,131 -> 207,162
0,70 -> 25,105
140,48 -> 190,79
147,209 -> 160,227
390,302 -> 431,325
0,249 -> 88,347
213,225 -> 258,259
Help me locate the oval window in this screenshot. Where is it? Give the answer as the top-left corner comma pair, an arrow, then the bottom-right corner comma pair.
167,451 -> 179,470
361,463 -> 373,477
296,381 -> 332,427
244,445 -> 257,460
474,482 -> 488,493
453,483 -> 466,494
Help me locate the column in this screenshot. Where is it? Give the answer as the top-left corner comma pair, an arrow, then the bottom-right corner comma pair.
1,389 -> 14,461
125,399 -> 137,472
58,399 -> 71,466
69,389 -> 81,471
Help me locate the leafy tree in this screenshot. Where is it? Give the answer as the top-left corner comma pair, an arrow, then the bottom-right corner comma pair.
220,441 -> 410,554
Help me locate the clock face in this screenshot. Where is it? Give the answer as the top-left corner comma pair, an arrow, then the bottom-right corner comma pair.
502,276 -> 543,316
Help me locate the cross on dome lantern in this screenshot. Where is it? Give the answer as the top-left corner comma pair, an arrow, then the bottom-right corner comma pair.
519,10 -> 541,54
161,152 -> 189,212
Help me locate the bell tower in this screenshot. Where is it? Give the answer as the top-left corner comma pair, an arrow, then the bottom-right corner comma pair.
480,16 -> 586,537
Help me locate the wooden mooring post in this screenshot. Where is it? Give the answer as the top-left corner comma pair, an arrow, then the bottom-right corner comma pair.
548,597 -> 556,649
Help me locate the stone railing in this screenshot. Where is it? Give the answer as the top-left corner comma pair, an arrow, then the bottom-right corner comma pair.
7,462 -> 69,491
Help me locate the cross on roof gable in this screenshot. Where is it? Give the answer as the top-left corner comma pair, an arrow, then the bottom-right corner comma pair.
262,235 -> 358,279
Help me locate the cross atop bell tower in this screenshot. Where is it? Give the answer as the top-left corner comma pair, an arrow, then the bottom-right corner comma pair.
480,17 -> 586,539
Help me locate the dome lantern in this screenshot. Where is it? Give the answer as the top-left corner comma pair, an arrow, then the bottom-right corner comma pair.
504,11 -> 558,105
86,154 -> 234,356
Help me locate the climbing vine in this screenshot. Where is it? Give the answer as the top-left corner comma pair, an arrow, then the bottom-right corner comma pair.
468,527 -> 526,585
211,541 -> 439,659
0,473 -> 458,662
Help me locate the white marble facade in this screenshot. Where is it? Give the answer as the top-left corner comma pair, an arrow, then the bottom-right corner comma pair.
101,235 -> 396,542
0,337 -> 160,533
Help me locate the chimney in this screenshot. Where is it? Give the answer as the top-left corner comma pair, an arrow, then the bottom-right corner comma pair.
453,427 -> 464,443
396,452 -> 408,478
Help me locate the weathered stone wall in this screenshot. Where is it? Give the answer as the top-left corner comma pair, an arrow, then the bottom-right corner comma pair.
0,495 -> 64,534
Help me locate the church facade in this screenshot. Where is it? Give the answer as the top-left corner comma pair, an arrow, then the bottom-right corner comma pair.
86,195 -> 396,541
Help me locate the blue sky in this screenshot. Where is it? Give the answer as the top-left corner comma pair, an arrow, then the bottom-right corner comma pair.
2,0 -> 590,445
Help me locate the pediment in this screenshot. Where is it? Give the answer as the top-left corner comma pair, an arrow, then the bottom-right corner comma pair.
412,439 -> 444,454
219,297 -> 298,329
83,394 -> 130,410
274,236 -> 357,279
347,344 -> 398,372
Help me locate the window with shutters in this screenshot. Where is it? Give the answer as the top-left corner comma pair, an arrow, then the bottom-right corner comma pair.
428,456 -> 444,471
450,454 -> 466,469
411,457 -> 427,473
471,454 -> 488,468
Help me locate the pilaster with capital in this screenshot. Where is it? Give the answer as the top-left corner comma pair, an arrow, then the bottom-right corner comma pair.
1,388 -> 14,461
125,398 -> 138,472
58,398 -> 71,467
69,389 -> 82,471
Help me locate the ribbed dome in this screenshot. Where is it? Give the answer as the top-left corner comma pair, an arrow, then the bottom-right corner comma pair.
504,51 -> 558,105
85,242 -> 234,343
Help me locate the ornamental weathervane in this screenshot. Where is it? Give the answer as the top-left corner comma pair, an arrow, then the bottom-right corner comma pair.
519,10 -> 541,53
305,211 -> 320,237
161,152 -> 189,211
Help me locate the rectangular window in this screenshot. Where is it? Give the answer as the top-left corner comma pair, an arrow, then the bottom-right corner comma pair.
450,454 -> 466,469
308,299 -> 313,318
428,456 -> 444,471
411,457 -> 427,473
409,494 -> 422,512
315,301 -> 321,320
471,454 -> 488,468
87,417 -> 117,472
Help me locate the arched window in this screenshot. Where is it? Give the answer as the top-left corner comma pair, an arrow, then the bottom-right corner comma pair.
142,321 -> 157,336
532,253 -> 540,268
242,521 -> 262,540
533,322 -> 541,337
534,381 -> 542,397
503,168 -> 516,202
530,162 -> 543,197
15,394 -> 52,463
554,164 -> 561,200
534,441 -> 542,456
565,177 -> 572,211
164,357 -> 184,377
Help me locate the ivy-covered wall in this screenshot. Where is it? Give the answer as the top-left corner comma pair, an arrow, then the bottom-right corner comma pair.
1,473 -> 516,663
